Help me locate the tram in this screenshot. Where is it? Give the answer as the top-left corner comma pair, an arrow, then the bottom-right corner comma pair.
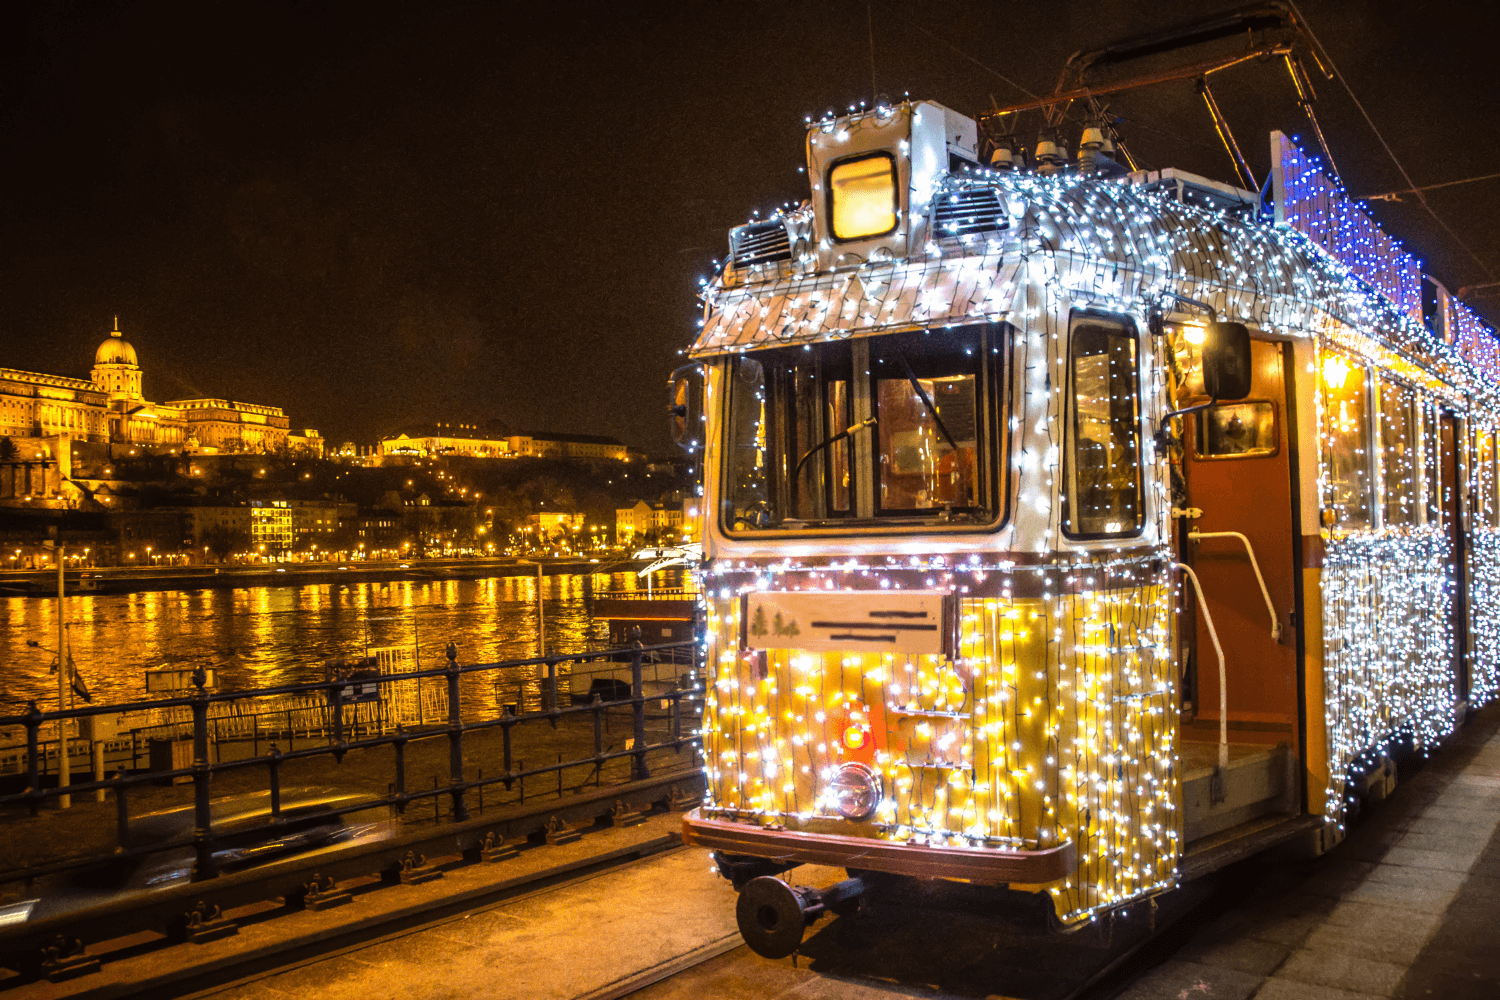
674,10 -> 1500,959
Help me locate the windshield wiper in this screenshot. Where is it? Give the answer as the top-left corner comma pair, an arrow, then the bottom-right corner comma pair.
893,351 -> 960,454
791,417 -> 876,484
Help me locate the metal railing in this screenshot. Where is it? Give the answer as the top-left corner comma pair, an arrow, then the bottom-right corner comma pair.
0,634 -> 701,885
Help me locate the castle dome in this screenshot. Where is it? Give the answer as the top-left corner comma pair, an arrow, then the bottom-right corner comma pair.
95,319 -> 138,366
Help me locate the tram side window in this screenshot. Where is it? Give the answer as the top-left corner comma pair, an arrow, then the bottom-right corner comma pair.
1196,401 -> 1276,458
724,356 -> 771,528
1321,353 -> 1373,530
1379,378 -> 1418,527
1065,317 -> 1143,538
1422,401 -> 1443,529
1476,428 -> 1498,529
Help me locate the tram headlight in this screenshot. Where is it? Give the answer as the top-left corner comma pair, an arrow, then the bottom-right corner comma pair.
830,763 -> 881,821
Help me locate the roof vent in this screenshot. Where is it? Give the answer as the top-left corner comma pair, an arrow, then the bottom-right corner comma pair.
932,183 -> 1010,240
728,219 -> 792,271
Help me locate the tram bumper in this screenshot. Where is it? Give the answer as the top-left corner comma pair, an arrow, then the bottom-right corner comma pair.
682,808 -> 1076,884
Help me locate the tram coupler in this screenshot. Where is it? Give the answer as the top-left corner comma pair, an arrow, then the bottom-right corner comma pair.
735,874 -> 870,959
711,851 -> 798,890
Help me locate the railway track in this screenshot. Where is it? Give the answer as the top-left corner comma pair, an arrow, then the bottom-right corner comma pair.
158,841 -> 1240,1000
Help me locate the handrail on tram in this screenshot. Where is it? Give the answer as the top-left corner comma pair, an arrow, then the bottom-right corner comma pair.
1173,562 -> 1229,771
1188,530 -> 1282,642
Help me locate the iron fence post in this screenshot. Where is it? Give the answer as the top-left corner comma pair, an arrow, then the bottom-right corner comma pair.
445,643 -> 468,822
393,725 -> 408,813
330,680 -> 346,763
24,701 -> 41,817
190,665 -> 218,881
268,743 -> 282,821
115,775 -> 129,849
630,627 -> 648,781
501,710 -> 514,790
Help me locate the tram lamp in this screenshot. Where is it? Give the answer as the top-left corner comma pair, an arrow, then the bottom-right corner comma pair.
829,762 -> 881,821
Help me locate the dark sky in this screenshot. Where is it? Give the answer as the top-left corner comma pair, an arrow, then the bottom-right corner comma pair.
2,1 -> 1495,452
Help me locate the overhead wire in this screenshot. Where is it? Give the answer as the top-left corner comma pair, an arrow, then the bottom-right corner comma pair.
1287,0 -> 1496,284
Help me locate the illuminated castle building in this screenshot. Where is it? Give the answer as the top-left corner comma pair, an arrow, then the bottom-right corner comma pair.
0,321 -> 319,503
0,319 -> 308,453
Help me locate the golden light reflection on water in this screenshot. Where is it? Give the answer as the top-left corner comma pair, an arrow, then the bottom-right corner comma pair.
0,570 -> 685,717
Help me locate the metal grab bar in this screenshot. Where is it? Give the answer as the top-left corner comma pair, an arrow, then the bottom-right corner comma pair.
1188,530 -> 1281,642
1174,562 -> 1228,771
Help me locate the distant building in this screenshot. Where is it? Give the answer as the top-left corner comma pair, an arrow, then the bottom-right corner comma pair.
511,432 -> 628,463
0,321 -> 320,504
379,423 -> 511,460
614,500 -> 684,546
287,429 -> 325,458
290,499 -> 354,545
354,509 -> 404,554
377,425 -> 629,465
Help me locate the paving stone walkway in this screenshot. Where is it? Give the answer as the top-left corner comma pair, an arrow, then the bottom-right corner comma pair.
1119,703 -> 1500,1000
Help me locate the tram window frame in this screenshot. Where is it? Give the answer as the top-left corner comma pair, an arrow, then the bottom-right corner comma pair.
719,324 -> 1010,536
1062,313 -> 1145,541
1421,400 -> 1443,529
1320,351 -> 1374,532
1377,376 -> 1419,529
826,151 -> 900,243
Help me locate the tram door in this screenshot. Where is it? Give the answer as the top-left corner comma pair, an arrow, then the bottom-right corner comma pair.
1182,338 -> 1299,748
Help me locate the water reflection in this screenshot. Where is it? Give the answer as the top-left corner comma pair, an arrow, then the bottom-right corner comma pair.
0,569 -> 687,716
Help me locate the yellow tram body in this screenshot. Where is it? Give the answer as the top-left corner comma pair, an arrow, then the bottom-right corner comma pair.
677,96 -> 1500,942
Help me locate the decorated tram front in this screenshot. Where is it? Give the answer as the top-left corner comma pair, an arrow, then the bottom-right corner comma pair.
678,98 -> 1500,953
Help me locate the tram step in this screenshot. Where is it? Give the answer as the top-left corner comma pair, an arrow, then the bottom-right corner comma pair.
1180,741 -> 1294,842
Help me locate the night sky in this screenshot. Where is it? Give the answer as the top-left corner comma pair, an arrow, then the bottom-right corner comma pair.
2,1 -> 1495,453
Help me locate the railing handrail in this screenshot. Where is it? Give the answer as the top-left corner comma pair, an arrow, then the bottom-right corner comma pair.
0,635 -> 705,890
0,639 -> 698,725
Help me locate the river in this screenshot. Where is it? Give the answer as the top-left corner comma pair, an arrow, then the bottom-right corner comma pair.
0,569 -> 689,716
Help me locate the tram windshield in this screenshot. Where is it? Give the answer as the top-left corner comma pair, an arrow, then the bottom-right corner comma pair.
722,324 -> 1003,532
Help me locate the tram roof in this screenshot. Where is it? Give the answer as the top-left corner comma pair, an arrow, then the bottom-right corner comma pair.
691,168 -> 1497,408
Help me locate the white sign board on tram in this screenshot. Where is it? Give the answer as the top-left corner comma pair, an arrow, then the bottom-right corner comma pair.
742,590 -> 951,656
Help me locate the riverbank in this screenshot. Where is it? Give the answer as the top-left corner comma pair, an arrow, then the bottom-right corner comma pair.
0,556 -> 650,598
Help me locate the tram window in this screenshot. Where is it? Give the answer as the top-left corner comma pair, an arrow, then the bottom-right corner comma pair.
1379,379 -> 1418,527
721,325 -> 1005,532
828,152 -> 898,241
1195,401 -> 1276,458
869,328 -> 990,517
1321,353 -> 1373,530
1477,428 -> 1498,528
724,355 -> 771,527
1064,317 -> 1143,538
1422,401 -> 1442,528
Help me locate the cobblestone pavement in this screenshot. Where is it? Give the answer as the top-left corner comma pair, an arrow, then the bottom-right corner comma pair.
1117,703 -> 1500,1000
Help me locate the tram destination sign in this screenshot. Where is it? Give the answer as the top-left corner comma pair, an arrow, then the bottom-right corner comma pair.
740,590 -> 955,657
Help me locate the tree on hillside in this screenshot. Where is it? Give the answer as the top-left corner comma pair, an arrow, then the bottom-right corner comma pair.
203,524 -> 251,564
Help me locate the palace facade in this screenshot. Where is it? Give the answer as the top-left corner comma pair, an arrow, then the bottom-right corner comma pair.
0,321 -> 312,454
